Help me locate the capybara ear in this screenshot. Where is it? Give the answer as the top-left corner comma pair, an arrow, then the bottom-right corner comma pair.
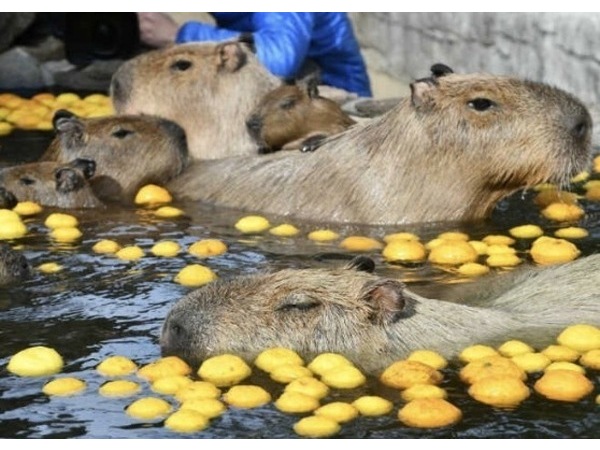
52,109 -> 76,130
410,78 -> 437,108
217,42 -> 248,73
283,77 -> 297,86
430,63 -> 454,78
345,256 -> 375,273
302,76 -> 320,99
237,32 -> 256,53
363,280 -> 407,325
55,167 -> 85,193
69,158 -> 96,179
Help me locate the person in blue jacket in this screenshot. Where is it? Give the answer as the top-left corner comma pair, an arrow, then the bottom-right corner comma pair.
138,12 -> 372,97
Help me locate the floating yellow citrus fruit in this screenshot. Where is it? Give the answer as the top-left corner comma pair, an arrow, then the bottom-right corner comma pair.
351,396 -> 393,416
49,227 -> 82,243
223,385 -> 271,408
269,223 -> 300,237
174,264 -> 217,287
307,353 -> 354,376
382,240 -> 427,263
541,345 -> 580,362
198,354 -> 251,387
509,224 -> 544,239
254,347 -> 304,373
116,245 -> 144,261
7,346 -> 64,377
275,392 -> 320,414
380,360 -> 443,389
339,236 -> 383,252
284,377 -> 329,400
554,227 -> 589,239
460,356 -> 526,384
407,349 -> 448,370
126,397 -> 172,420
13,201 -> 42,216
401,384 -> 448,401
428,241 -> 478,265
320,365 -> 366,389
37,262 -> 63,274
398,398 -> 462,428
175,381 -> 221,402
468,375 -> 530,408
152,375 -> 193,395
579,349 -> 600,370
44,213 -> 78,229
234,215 -> 270,233
42,377 -> 86,396
137,356 -> 192,382
293,416 -> 340,438
557,324 -> 600,352
534,370 -> 594,402
482,235 -> 515,246
92,239 -> 121,254
307,229 -> 339,242
530,236 -> 580,265
498,340 -> 534,357
188,239 -> 227,258
164,409 -> 209,433
511,352 -> 551,373
154,206 -> 184,218
180,398 -> 226,419
459,344 -> 499,363
541,202 -> 584,222
457,262 -> 490,277
134,184 -> 172,205
151,240 -> 181,257
99,380 -> 141,397
97,355 -> 137,377
314,402 -> 358,423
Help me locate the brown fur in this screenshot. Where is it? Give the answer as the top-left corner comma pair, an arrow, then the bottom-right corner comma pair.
168,69 -> 592,224
161,255 -> 600,373
0,159 -> 103,209
110,40 -> 281,160
247,82 -> 356,152
41,112 -> 188,203
0,243 -> 30,285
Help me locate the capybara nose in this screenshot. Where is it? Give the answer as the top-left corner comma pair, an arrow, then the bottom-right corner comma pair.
245,115 -> 262,133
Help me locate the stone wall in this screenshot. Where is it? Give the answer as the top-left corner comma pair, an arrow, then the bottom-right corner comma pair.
349,12 -> 600,143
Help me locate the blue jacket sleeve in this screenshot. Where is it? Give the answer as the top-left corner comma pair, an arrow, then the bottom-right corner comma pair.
176,22 -> 239,43
176,13 -> 315,79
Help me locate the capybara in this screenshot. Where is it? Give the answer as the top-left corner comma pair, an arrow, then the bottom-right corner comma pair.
0,187 -> 17,210
0,158 -> 103,208
246,79 -> 356,153
41,110 -> 188,203
0,243 -> 30,285
161,255 -> 600,372
110,39 -> 281,160
167,65 -> 592,224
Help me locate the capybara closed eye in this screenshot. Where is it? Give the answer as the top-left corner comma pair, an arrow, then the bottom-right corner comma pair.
0,243 -> 30,285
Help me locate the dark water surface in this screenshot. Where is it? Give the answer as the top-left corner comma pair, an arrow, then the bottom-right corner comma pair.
0,135 -> 599,439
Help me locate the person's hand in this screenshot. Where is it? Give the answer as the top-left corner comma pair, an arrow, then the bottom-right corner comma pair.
137,13 -> 179,48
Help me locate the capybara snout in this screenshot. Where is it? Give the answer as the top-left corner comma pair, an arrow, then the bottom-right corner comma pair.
0,244 -> 30,285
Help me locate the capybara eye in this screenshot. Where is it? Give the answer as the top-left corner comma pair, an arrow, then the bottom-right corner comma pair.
112,128 -> 134,139
468,98 -> 496,112
275,293 -> 321,312
19,177 -> 36,186
170,59 -> 193,72
280,98 -> 297,110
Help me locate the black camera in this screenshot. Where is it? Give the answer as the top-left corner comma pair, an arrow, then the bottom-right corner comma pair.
65,13 -> 140,65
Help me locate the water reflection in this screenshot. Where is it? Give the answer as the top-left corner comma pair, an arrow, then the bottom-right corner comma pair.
0,158 -> 599,438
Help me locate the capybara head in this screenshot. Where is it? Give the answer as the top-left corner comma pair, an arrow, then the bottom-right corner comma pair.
0,159 -> 103,209
0,187 -> 17,210
42,110 -> 188,203
162,253 -> 600,372
161,257 -> 412,369
0,243 -> 30,285
110,39 -> 281,159
407,64 -> 592,190
246,78 -> 356,153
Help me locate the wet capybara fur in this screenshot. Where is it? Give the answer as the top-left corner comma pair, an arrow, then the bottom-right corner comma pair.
168,65 -> 592,224
110,39 -> 280,160
161,255 -> 600,372
0,158 -> 103,209
41,111 -> 188,203
0,243 -> 30,285
247,79 -> 356,153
